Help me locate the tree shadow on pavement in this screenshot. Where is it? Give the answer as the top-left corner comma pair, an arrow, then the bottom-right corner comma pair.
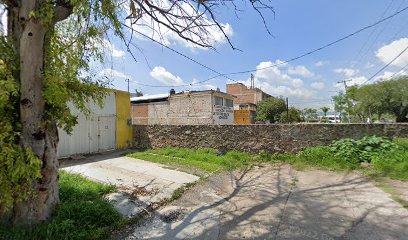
119,164 -> 408,240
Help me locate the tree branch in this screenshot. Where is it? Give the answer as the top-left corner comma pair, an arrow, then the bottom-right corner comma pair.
53,1 -> 73,24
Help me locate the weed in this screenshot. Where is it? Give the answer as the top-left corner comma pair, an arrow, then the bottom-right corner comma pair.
128,148 -> 253,173
394,137 -> 408,150
330,136 -> 400,163
0,171 -> 122,240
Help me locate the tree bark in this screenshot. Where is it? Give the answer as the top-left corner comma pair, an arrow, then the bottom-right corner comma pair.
8,1 -> 60,225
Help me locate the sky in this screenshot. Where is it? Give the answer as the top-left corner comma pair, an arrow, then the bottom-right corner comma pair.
3,1 -> 408,110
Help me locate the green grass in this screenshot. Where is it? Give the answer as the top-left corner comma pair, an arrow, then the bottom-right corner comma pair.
372,176 -> 408,209
129,137 -> 408,181
394,137 -> 408,150
256,147 -> 360,172
370,149 -> 408,181
128,148 -> 253,173
0,171 -> 122,240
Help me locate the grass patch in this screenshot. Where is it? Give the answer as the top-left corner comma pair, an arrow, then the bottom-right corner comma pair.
257,147 -> 360,172
128,148 -> 253,173
394,137 -> 408,150
372,176 -> 408,209
370,149 -> 408,181
0,171 -> 122,240
129,137 -> 408,181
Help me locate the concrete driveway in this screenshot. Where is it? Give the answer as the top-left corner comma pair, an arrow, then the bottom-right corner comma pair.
117,164 -> 408,240
60,151 -> 200,217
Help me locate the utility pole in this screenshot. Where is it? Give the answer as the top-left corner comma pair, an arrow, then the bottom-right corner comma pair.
337,79 -> 352,123
126,78 -> 130,93
337,79 -> 352,91
250,74 -> 254,89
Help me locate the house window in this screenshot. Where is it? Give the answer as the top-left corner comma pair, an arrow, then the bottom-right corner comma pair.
214,96 -> 223,106
225,99 -> 233,107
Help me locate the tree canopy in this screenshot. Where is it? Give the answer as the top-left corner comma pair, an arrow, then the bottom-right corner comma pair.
332,77 -> 408,122
0,0 -> 275,224
279,107 -> 302,123
256,97 -> 302,123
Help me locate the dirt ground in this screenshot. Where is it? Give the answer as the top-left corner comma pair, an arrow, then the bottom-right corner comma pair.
114,163 -> 408,240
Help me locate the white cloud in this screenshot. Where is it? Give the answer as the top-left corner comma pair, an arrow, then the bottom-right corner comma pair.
150,66 -> 184,85
188,78 -> 217,91
288,65 -> 314,78
292,79 -> 304,88
255,60 -> 300,86
98,68 -> 132,80
364,62 -> 375,69
241,60 -> 316,100
334,76 -> 367,88
349,76 -> 367,86
315,61 -> 329,67
101,39 -> 125,58
310,82 -> 325,90
376,38 -> 408,67
127,0 -> 233,50
374,70 -> 407,81
334,68 -> 357,78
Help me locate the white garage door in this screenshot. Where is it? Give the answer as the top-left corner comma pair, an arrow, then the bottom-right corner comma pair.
57,94 -> 117,158
57,114 -> 116,158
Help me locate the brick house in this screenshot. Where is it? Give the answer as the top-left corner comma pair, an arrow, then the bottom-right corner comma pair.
226,83 -> 271,124
131,90 -> 235,125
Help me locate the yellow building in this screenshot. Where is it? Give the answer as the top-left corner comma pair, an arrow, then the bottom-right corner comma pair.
112,89 -> 133,149
57,89 -> 132,158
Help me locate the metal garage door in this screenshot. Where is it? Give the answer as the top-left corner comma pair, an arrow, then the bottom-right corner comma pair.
57,94 -> 117,158
57,114 -> 116,158
97,115 -> 116,152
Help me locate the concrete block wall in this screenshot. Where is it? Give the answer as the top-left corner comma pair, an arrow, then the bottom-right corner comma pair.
133,124 -> 408,154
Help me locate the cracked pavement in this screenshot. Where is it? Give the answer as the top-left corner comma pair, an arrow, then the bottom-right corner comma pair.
115,164 -> 408,240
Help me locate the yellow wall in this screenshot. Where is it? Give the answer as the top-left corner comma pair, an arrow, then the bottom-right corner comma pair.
112,90 -> 133,148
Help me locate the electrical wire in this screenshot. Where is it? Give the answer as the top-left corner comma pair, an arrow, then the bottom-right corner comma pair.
359,44 -> 408,85
121,5 -> 408,87
223,5 -> 408,76
122,23 -> 238,87
387,62 -> 408,79
352,0 -> 396,65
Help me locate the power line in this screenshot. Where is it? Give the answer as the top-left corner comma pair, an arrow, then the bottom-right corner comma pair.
224,5 -> 408,76
388,62 -> 408,79
352,0 -> 396,64
359,44 -> 408,86
121,5 -> 408,88
121,23 -> 238,87
133,75 -> 220,88
358,0 -> 406,66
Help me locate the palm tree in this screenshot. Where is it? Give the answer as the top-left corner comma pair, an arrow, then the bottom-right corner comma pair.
321,106 -> 330,117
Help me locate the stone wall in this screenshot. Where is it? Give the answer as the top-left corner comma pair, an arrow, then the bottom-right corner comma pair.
133,124 -> 408,153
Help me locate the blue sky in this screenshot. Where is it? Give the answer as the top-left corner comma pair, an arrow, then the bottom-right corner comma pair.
97,0 -> 408,109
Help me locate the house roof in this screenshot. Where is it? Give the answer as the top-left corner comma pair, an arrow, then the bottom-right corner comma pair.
130,93 -> 169,103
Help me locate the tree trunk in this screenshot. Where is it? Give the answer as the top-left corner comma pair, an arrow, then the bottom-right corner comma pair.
395,107 -> 408,123
9,2 -> 60,225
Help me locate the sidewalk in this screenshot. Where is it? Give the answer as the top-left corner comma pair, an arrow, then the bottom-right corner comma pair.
61,151 -> 199,217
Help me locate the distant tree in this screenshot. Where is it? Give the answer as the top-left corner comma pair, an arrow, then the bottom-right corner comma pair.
332,91 -> 354,121
280,107 -> 302,123
351,77 -> 408,122
256,97 -> 287,123
303,108 -> 318,122
320,106 -> 330,117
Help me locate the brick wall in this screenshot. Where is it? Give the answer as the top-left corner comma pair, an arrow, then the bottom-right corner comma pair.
226,83 -> 270,106
133,124 -> 408,153
131,104 -> 148,125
